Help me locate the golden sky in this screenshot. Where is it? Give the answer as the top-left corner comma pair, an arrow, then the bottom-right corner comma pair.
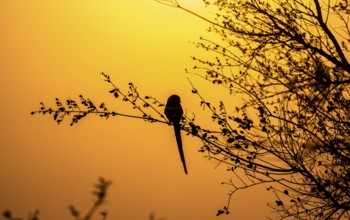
0,1 -> 274,219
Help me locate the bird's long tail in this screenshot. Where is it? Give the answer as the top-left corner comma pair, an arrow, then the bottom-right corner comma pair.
174,123 -> 188,174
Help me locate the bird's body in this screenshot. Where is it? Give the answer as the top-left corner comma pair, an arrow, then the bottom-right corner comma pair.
164,95 -> 188,175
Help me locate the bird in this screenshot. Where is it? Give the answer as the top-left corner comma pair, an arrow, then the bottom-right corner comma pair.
164,95 -> 188,175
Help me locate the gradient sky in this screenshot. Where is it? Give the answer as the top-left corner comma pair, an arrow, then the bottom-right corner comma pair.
0,1 -> 275,220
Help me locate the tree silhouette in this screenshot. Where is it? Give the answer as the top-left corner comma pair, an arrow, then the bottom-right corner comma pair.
3,177 -> 112,220
31,0 -> 350,219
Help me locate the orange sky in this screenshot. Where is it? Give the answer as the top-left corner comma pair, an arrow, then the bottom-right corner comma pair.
0,1 -> 275,220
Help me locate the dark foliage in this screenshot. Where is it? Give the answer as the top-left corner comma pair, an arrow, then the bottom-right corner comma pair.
3,178 -> 111,220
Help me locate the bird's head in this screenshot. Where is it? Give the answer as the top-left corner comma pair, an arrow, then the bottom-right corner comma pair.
167,94 -> 181,106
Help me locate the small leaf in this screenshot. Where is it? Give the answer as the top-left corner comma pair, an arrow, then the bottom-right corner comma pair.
227,138 -> 235,143
68,205 -> 80,218
276,200 -> 283,206
216,210 -> 225,216
114,92 -> 119,98
235,135 -> 246,140
54,113 -> 58,121
3,210 -> 12,218
189,122 -> 198,135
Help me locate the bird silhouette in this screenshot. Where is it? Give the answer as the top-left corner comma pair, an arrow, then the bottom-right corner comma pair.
164,95 -> 188,174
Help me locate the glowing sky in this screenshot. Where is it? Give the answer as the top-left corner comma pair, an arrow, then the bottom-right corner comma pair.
0,1 -> 274,219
